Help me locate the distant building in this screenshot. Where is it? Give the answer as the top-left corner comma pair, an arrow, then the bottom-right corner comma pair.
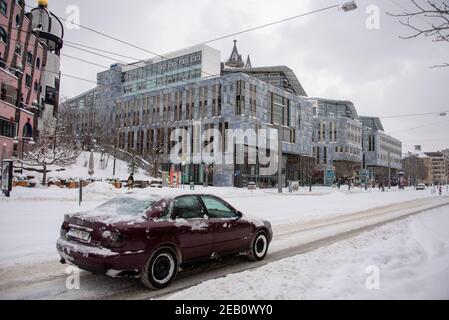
402,151 -> 431,186
63,88 -> 98,147
442,148 -> 449,181
309,98 -> 362,184
424,152 -> 448,185
360,116 -> 402,185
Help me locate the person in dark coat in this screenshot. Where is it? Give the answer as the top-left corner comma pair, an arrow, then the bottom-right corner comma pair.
127,173 -> 134,190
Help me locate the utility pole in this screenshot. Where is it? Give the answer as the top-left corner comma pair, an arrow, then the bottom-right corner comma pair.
388,147 -> 391,189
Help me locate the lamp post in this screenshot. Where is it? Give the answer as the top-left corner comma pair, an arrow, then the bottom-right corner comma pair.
340,1 -> 358,12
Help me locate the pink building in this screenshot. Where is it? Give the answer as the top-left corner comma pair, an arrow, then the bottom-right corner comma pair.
1,0 -> 45,161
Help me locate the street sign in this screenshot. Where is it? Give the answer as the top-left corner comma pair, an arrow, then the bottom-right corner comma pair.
325,170 -> 335,186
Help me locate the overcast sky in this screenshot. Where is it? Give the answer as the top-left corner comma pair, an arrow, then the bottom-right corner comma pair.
46,0 -> 449,153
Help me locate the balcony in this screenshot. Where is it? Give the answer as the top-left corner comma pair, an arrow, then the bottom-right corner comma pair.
0,64 -> 19,83
0,94 -> 18,107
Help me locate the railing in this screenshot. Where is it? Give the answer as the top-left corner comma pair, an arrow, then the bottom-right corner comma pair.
0,95 -> 18,107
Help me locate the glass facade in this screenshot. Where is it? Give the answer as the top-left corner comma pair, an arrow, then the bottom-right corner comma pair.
122,51 -> 203,94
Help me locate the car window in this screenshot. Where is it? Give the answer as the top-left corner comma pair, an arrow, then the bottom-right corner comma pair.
173,196 -> 204,220
96,197 -> 156,216
201,196 -> 236,219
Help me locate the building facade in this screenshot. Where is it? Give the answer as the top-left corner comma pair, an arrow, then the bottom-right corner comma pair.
424,152 -> 448,185
67,44 -> 222,140
64,40 -> 404,187
63,88 -> 99,147
0,0 -> 63,164
309,98 -> 363,185
402,150 -> 432,186
360,116 -> 402,185
1,0 -> 43,162
442,149 -> 449,182
114,72 -> 314,187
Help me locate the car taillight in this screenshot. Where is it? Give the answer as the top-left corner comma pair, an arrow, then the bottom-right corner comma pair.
101,231 -> 124,248
60,222 -> 69,238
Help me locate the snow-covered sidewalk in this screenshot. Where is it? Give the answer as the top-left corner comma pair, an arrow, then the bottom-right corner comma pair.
167,206 -> 449,300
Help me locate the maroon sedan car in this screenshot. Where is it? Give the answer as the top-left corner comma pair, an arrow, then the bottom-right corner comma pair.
57,194 -> 272,289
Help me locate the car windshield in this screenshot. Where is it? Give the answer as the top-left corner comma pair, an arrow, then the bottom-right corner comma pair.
95,197 -> 159,216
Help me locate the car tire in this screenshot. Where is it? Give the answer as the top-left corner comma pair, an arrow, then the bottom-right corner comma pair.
248,230 -> 269,262
140,247 -> 178,290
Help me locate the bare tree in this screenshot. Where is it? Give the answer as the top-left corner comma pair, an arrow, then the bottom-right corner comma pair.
388,0 -> 449,67
23,107 -> 81,185
301,156 -> 318,192
143,141 -> 171,178
335,161 -> 360,190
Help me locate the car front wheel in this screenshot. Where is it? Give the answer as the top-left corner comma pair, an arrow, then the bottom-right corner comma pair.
248,231 -> 269,261
140,248 -> 178,290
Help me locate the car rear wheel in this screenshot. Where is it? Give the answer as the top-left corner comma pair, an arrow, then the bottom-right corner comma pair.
248,231 -> 269,261
140,248 -> 178,290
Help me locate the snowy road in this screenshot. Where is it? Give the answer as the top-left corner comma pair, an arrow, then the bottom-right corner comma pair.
1,195 -> 448,300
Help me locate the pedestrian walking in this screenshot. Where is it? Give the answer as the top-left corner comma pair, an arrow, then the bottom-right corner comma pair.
127,173 -> 134,190
439,185 -> 442,196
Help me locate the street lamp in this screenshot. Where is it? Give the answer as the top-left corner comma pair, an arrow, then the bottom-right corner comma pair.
340,1 -> 358,12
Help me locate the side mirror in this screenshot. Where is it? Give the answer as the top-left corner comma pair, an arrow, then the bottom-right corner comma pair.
235,211 -> 243,219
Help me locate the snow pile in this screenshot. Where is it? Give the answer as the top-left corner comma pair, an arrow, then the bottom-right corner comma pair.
82,182 -> 123,200
168,207 -> 449,300
21,151 -> 153,182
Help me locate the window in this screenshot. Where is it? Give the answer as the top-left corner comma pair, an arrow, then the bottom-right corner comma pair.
323,147 -> 327,165
15,14 -> 20,27
0,0 -> 7,16
201,196 -> 235,219
199,87 -> 208,118
172,196 -> 204,220
0,117 -> 17,138
236,80 -> 245,115
15,43 -> 21,56
249,84 -> 257,117
212,84 -> 222,117
0,27 -> 7,43
270,93 -> 290,126
186,89 -> 194,120
45,86 -> 56,105
25,74 -> 32,87
26,51 -> 33,65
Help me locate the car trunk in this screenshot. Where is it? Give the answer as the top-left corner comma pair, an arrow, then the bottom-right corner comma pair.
62,213 -> 125,247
